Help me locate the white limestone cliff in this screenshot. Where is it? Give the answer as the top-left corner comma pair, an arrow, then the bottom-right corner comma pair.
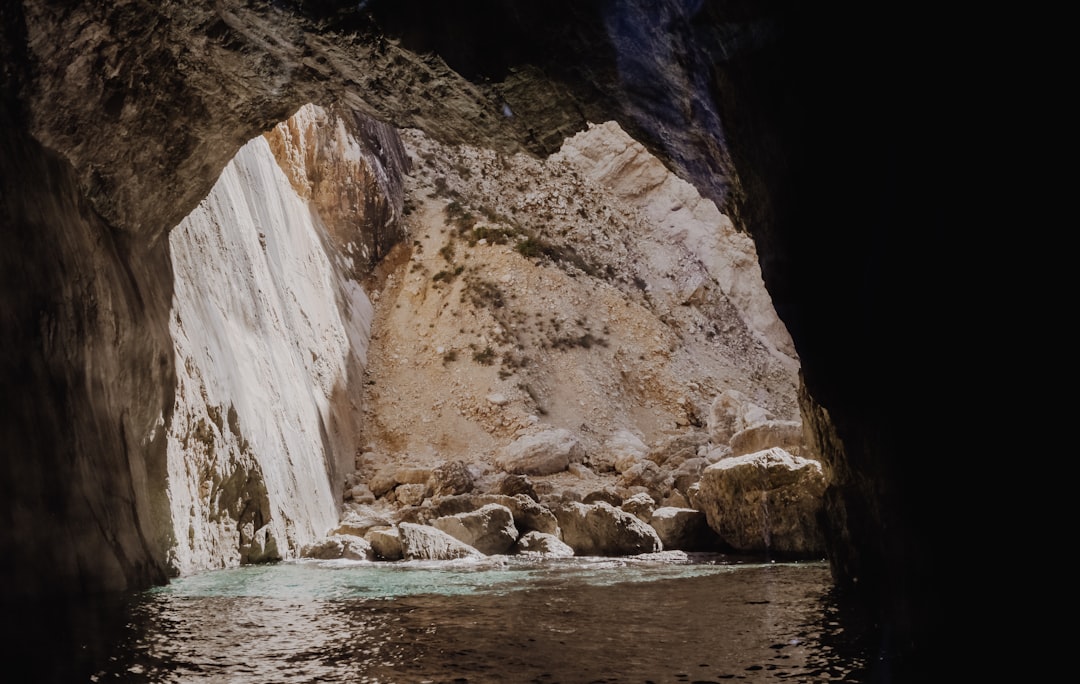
164,111 -> 387,574
553,121 -> 797,366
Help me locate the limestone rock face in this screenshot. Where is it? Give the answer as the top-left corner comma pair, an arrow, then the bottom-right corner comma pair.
495,428 -> 584,476
264,103 -> 408,278
693,448 -> 826,558
553,501 -> 662,556
553,121 -> 797,366
398,522 -> 483,561
164,107 -> 404,574
432,503 -> 518,556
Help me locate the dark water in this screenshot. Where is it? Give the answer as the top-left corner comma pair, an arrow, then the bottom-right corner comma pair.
4,555 -> 883,683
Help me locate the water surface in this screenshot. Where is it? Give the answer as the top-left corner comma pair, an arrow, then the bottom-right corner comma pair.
8,554 -> 876,683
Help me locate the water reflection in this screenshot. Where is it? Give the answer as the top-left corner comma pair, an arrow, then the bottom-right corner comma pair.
5,556 -> 876,682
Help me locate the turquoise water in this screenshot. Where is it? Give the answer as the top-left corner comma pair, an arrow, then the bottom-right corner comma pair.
153,554 -> 772,601
10,554 -> 876,683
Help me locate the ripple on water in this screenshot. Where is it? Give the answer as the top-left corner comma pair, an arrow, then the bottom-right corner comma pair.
17,555 -> 875,683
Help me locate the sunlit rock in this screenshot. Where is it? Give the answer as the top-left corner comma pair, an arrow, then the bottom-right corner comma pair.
366,527 -> 403,561
428,460 -> 476,497
620,492 -> 657,523
553,121 -> 797,366
692,447 -> 826,558
301,534 -> 374,561
552,501 -> 662,556
495,428 -> 584,476
166,135 -> 372,573
596,429 -> 649,474
432,503 -> 518,555
398,522 -> 483,561
333,509 -> 395,538
394,483 -> 428,506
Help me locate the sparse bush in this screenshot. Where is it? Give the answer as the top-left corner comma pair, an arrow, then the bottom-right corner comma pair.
473,346 -> 497,365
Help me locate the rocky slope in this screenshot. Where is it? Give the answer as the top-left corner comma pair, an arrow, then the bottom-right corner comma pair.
355,121 -> 800,503
160,104 -> 802,574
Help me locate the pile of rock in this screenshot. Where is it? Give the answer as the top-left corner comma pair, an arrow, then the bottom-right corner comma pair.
305,390 -> 826,562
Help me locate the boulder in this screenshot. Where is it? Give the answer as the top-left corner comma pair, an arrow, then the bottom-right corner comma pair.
620,492 -> 656,523
707,389 -> 773,445
646,431 -> 709,468
672,457 -> 709,494
495,473 -> 539,500
344,483 -> 376,504
496,428 -> 584,476
514,531 -> 574,557
596,429 -> 648,473
395,483 -> 428,506
368,466 -> 399,497
693,447 -> 826,558
552,501 -> 662,556
582,486 -> 622,506
422,493 -> 561,537
300,534 -> 374,561
649,507 -> 720,551
429,460 -> 476,497
332,508 -> 395,537
617,460 -> 672,500
365,527 -> 403,561
432,503 -> 519,555
398,522 -> 484,560
395,466 -> 433,485
729,420 -> 805,457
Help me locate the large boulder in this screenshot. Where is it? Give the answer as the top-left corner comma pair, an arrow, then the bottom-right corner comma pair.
620,492 -> 657,523
365,527 -> 403,561
428,459 -> 476,497
692,447 -> 826,558
552,501 -> 662,556
398,522 -> 484,561
729,420 -> 806,457
432,503 -> 519,555
648,507 -> 721,551
495,428 -> 583,476
408,493 -> 561,537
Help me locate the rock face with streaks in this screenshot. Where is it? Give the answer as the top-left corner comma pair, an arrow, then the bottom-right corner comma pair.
164,107 -> 403,573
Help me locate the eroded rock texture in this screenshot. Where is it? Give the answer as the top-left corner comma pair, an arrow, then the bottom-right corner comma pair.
1,0 -> 961,675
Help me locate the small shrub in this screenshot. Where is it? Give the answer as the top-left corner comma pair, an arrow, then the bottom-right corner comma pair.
473,346 -> 497,365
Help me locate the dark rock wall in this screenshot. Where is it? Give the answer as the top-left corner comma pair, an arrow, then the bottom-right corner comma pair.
0,120 -> 175,596
1,0 -> 961,674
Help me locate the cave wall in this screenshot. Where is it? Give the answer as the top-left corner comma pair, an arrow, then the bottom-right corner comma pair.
0,0 -> 957,672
